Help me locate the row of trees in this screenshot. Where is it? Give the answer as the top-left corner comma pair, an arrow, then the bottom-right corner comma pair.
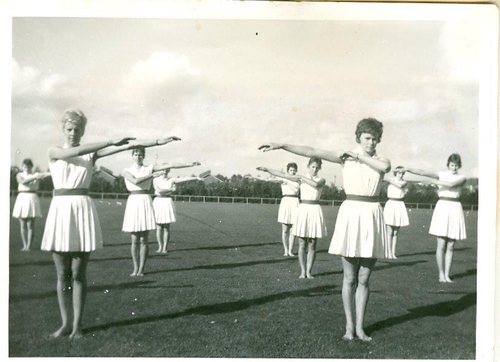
10,166 -> 479,205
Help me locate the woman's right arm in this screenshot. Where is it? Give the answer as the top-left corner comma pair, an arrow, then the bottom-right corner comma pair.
405,168 -> 439,180
16,173 -> 38,185
259,143 -> 343,164
49,137 -> 134,161
256,167 -> 301,182
123,170 -> 165,185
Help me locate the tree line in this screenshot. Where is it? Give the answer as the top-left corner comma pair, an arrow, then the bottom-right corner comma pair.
10,166 -> 478,205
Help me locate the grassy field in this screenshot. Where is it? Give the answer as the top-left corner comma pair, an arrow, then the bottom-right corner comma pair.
9,198 -> 477,358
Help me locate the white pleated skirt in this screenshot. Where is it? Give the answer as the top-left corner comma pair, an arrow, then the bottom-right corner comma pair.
292,203 -> 326,239
41,195 -> 102,252
12,192 -> 42,219
277,196 -> 299,225
122,194 -> 156,232
429,200 -> 467,240
153,196 -> 176,224
329,200 -> 390,259
383,200 -> 409,227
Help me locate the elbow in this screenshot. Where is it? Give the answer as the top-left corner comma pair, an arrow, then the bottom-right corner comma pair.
383,164 -> 391,174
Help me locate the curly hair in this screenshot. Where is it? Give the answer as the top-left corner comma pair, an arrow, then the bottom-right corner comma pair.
61,109 -> 87,130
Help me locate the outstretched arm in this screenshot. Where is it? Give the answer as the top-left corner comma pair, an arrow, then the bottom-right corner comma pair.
256,167 -> 301,182
16,171 -> 51,184
96,136 -> 181,159
298,175 -> 326,189
259,143 -> 343,164
405,168 -> 439,180
384,178 -> 408,188
172,176 -> 204,184
153,161 -> 200,172
124,170 -> 165,185
244,174 -> 283,184
49,137 -> 135,162
430,176 -> 467,188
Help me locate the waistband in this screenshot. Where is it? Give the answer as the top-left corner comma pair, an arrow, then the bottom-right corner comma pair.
300,200 -> 320,205
282,195 -> 299,198
388,197 -> 404,201
155,194 -> 172,198
439,197 -> 460,202
53,188 -> 89,196
345,195 -> 380,202
19,190 -> 37,193
130,190 -> 150,195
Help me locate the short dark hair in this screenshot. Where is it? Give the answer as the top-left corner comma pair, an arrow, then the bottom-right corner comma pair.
22,158 -> 33,168
308,157 -> 322,169
447,153 -> 462,168
286,162 -> 298,172
355,118 -> 384,143
132,146 -> 146,156
393,165 -> 405,176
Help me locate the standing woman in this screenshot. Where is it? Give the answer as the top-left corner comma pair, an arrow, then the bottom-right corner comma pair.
122,148 -> 186,276
246,162 -> 300,256
259,117 -> 392,341
257,158 -> 326,278
41,109 -> 178,339
406,153 -> 467,283
383,166 -> 409,259
153,163 -> 202,254
12,158 -> 51,251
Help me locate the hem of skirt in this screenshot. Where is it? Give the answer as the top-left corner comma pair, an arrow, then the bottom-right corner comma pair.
429,233 -> 466,240
122,227 -> 157,232
327,251 -> 387,258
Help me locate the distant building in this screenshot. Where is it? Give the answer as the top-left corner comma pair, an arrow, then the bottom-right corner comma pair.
202,174 -> 224,185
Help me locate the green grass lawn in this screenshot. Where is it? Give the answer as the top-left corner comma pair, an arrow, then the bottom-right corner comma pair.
9,198 -> 477,358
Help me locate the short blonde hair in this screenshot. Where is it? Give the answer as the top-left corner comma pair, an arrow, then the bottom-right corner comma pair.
61,109 -> 87,130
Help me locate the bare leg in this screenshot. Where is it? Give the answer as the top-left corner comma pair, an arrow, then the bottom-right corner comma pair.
386,225 -> 394,258
444,239 -> 455,282
137,231 -> 149,276
130,233 -> 139,276
50,252 -> 72,338
341,257 -> 357,340
392,226 -> 400,259
161,224 -> 170,253
156,225 -> 162,252
298,238 -> 307,278
355,258 -> 377,341
436,237 -> 447,282
306,238 -> 317,278
281,224 -> 289,256
69,252 -> 90,339
19,219 -> 28,250
287,226 -> 295,256
26,218 -> 35,250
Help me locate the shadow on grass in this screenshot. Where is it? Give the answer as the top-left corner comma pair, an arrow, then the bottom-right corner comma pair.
398,247 -> 470,258
451,268 -> 477,280
9,280 -> 169,303
84,284 -> 338,333
147,257 -> 294,275
365,292 -> 476,335
314,260 -> 428,278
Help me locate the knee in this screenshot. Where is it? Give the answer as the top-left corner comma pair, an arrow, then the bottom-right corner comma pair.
446,241 -> 455,251
357,276 -> 370,288
56,269 -> 72,283
343,274 -> 357,288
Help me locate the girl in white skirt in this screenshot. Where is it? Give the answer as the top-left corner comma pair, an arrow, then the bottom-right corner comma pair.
12,158 -> 51,251
383,166 -> 409,258
260,118 -> 392,342
41,109 -> 179,339
246,162 -> 300,256
406,153 -> 467,283
258,158 -> 326,279
123,148 -> 187,276
153,163 -> 202,254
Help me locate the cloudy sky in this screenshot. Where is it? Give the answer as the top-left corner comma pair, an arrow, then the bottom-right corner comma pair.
8,3 -> 494,187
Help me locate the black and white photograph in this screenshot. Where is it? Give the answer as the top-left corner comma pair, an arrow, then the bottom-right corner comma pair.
1,0 -> 497,359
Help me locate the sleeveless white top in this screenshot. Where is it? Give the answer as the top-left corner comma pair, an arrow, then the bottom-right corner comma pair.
124,164 -> 154,191
153,177 -> 176,195
436,171 -> 466,198
17,172 -> 40,191
49,152 -> 94,189
300,174 -> 322,201
387,181 -> 406,199
278,177 -> 299,196
342,147 -> 384,197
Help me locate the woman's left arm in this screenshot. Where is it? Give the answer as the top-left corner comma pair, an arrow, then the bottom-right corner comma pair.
351,152 -> 391,173
299,176 -> 325,189
431,176 -> 467,188
153,161 -> 201,172
96,136 -> 181,160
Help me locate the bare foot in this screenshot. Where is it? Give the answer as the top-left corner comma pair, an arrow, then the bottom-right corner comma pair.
356,330 -> 372,342
136,272 -> 144,277
288,252 -> 295,257
439,278 -> 446,283
50,325 -> 71,338
156,249 -> 162,253
130,271 -> 137,277
69,329 -> 83,340
306,274 -> 315,279
299,274 -> 306,279
161,250 -> 168,254
342,334 -> 354,341
445,277 -> 454,283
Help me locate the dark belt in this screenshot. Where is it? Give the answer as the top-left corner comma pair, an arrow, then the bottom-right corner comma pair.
155,195 -> 172,198
300,200 -> 320,205
19,190 -> 37,193
130,190 -> 150,195
388,197 -> 404,201
282,195 -> 299,198
345,194 -> 380,202
53,188 -> 89,196
439,197 -> 460,202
